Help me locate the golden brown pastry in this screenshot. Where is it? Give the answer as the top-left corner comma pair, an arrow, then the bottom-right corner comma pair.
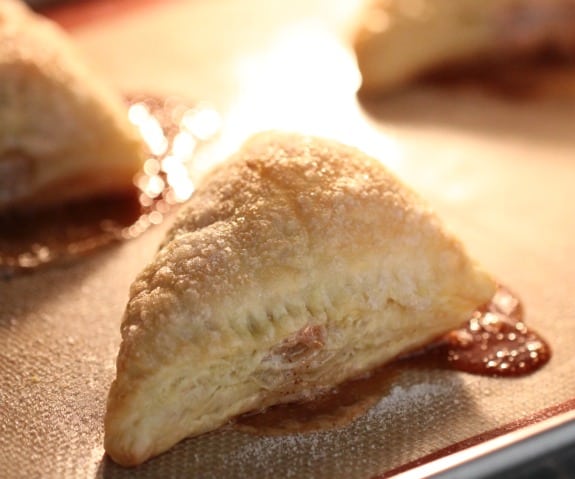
0,0 -> 144,211
104,131 -> 495,466
354,0 -> 575,94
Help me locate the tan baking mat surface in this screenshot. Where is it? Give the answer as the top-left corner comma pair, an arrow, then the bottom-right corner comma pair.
1,1 -> 575,478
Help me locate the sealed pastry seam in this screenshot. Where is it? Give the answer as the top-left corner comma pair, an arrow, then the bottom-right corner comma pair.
105,131 -> 495,466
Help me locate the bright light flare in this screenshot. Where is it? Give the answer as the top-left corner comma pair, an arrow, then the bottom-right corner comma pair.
129,102 -> 169,156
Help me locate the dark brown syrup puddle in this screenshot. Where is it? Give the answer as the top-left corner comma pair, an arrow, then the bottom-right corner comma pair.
235,285 -> 551,434
0,96 -> 221,278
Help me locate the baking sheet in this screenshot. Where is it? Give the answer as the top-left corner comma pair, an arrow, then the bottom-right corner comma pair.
1,1 -> 575,478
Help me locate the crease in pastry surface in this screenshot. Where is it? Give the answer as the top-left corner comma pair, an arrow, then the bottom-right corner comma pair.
105,131 -> 495,466
353,0 -> 575,94
0,0 -> 144,211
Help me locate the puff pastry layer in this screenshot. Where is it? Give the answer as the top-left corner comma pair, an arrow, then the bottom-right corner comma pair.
354,0 -> 575,94
0,0 -> 144,211
105,131 -> 495,466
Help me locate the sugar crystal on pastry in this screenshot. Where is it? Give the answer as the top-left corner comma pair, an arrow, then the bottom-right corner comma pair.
104,131 -> 495,466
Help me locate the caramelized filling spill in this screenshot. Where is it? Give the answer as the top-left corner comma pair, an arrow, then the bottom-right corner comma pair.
424,285 -> 551,376
235,285 -> 551,435
0,96 -> 221,278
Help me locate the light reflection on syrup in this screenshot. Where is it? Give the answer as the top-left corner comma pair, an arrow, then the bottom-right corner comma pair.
439,285 -> 551,376
0,96 -> 221,277
124,95 -> 222,240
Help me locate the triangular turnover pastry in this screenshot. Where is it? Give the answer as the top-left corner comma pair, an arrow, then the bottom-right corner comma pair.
353,0 -> 575,94
105,132 -> 495,466
0,0 -> 144,211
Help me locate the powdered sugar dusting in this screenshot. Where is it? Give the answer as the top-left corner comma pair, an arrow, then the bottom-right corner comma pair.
221,378 -> 457,478
366,382 -> 454,420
